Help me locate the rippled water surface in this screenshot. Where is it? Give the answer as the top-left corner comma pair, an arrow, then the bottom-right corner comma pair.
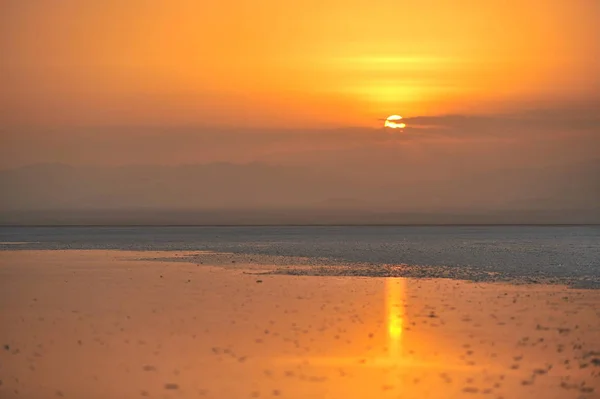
1,226 -> 599,279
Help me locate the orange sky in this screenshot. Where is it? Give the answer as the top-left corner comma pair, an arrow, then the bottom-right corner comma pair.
1,0 -> 599,128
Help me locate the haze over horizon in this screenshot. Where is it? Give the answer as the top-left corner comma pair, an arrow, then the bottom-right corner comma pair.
1,0 -> 599,223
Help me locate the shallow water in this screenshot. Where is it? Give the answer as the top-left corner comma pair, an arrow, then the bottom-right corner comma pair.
0,250 -> 598,399
1,226 -> 599,281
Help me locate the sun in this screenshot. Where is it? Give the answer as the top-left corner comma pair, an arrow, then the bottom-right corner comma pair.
384,115 -> 406,129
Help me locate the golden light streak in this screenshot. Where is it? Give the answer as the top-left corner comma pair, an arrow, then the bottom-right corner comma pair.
278,278 -> 412,368
386,278 -> 406,357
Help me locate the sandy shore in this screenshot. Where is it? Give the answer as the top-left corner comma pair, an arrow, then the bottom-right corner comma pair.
0,250 -> 599,399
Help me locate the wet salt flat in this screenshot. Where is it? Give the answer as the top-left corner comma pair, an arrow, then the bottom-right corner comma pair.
1,250 -> 599,399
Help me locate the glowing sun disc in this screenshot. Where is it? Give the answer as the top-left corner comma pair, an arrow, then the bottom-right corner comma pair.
384,115 -> 406,129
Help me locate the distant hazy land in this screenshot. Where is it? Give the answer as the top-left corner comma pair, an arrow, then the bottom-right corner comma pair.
1,161 -> 599,225
2,208 -> 599,226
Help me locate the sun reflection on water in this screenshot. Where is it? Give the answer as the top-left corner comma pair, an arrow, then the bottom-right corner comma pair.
386,278 -> 406,359
278,278 -> 408,367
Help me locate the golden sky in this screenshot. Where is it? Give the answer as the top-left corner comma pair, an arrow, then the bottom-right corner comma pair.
1,0 -> 599,129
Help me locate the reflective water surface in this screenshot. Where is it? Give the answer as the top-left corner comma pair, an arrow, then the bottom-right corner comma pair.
2,226 -> 599,281
0,250 -> 599,398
